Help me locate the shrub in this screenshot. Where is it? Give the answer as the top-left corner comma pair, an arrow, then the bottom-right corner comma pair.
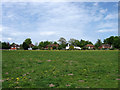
32,46 -> 38,50
69,45 -> 74,50
53,46 -> 56,50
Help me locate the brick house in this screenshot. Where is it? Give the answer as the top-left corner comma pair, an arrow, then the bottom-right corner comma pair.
85,44 -> 95,49
99,44 -> 112,49
10,44 -> 20,50
46,44 -> 59,50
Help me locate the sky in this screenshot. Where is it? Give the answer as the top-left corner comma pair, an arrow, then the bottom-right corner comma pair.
0,2 -> 118,44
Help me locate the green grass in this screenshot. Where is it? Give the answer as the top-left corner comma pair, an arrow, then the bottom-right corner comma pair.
2,50 -> 118,88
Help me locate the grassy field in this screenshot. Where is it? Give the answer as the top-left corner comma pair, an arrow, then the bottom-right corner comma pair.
2,50 -> 118,88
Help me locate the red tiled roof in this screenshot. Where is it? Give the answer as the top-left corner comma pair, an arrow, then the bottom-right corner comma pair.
47,44 -> 59,47
99,44 -> 111,48
85,44 -> 94,47
29,44 -> 34,47
11,44 -> 20,47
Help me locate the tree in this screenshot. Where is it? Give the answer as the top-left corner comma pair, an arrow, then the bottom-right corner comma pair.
2,42 -> 10,49
68,38 -> 76,45
79,39 -> 92,47
24,38 -> 32,46
22,38 -> 32,50
113,36 -> 120,49
58,37 -> 67,45
0,41 -> 1,49
104,36 -> 114,45
38,41 -> 51,49
85,41 -> 93,45
32,46 -> 38,50
35,42 -> 38,46
58,45 -> 62,50
43,41 -> 51,48
22,42 -> 29,50
53,46 -> 56,50
95,39 -> 102,48
69,45 -> 74,50
38,41 -> 44,49
58,37 -> 67,49
10,43 -> 15,46
53,41 -> 58,44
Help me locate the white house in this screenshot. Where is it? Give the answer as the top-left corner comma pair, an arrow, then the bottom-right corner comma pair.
74,46 -> 81,50
28,47 -> 32,50
66,44 -> 70,50
66,44 -> 81,50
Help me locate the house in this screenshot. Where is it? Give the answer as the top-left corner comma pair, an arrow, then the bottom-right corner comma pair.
66,44 -> 81,50
99,44 -> 112,49
46,44 -> 59,50
85,44 -> 95,49
74,46 -> 81,50
66,44 -> 70,50
28,44 -> 34,50
10,44 -> 20,50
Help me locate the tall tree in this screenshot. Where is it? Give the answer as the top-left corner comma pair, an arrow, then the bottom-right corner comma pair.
0,41 -> 1,49
104,36 -> 114,45
22,42 -> 29,50
95,39 -> 102,48
113,36 -> 120,49
53,41 -> 58,44
58,37 -> 67,45
2,42 -> 10,49
68,38 -> 76,45
38,41 -> 44,49
24,38 -> 32,45
22,38 -> 32,50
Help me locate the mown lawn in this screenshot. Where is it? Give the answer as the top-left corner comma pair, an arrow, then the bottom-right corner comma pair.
2,50 -> 118,88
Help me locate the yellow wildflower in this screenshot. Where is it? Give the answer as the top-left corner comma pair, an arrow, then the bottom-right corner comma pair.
16,77 -> 19,81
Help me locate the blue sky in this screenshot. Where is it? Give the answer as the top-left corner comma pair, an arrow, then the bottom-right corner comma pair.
1,2 -> 118,44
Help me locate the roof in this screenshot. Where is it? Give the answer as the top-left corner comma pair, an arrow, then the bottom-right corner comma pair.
99,44 -> 111,48
29,44 -> 34,47
47,44 -> 59,47
101,44 -> 110,47
85,44 -> 94,47
11,44 -> 20,47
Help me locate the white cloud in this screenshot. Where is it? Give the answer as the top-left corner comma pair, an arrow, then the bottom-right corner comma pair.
97,22 -> 117,29
0,26 -> 2,32
93,2 -> 98,6
39,31 -> 56,36
104,14 -> 118,20
97,29 -> 117,33
7,38 -> 12,41
100,9 -> 107,14
2,0 -> 119,2
1,2 -> 118,44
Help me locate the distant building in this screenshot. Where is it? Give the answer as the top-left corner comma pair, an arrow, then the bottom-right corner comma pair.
66,44 -> 81,50
66,44 -> 70,50
99,44 -> 112,49
46,44 -> 59,50
85,44 -> 95,49
29,44 -> 34,48
28,44 -> 34,50
10,44 -> 20,50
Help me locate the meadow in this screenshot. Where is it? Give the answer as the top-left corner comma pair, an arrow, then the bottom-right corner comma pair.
2,50 -> 119,88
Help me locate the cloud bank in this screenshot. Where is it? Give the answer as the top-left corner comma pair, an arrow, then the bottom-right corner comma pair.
1,2 -> 118,44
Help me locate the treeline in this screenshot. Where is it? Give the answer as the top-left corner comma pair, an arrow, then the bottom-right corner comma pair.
0,36 -> 120,50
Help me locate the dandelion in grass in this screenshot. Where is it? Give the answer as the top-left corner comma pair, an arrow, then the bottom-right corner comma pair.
116,78 -> 120,80
49,84 -> 55,87
0,79 -> 4,82
5,72 -> 8,74
79,80 -> 84,82
66,84 -> 71,86
47,60 -> 51,62
68,73 -> 74,76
